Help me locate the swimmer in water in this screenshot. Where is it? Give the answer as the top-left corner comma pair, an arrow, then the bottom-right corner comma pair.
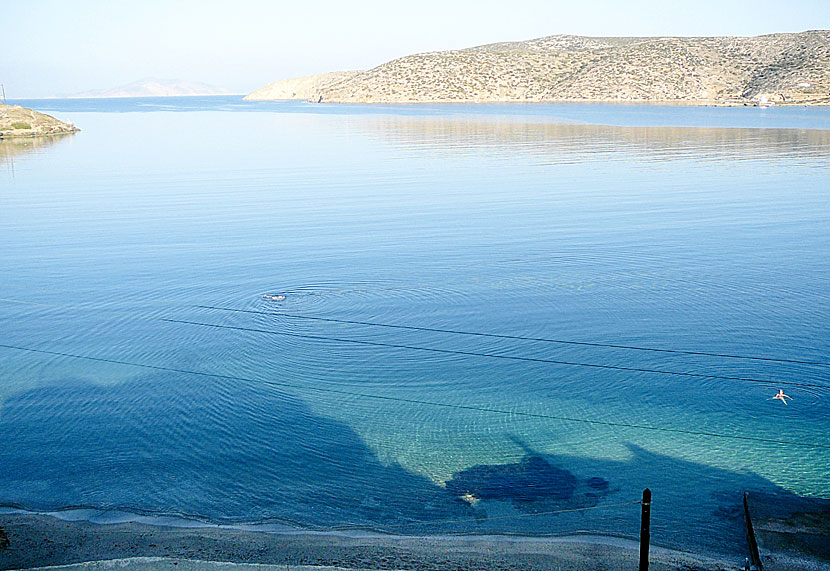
263,294 -> 286,301
771,389 -> 792,405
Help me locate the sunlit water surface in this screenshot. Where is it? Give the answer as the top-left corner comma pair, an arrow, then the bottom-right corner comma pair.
1,97 -> 829,555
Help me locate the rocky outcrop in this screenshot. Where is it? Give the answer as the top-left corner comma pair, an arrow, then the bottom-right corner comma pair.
0,103 -> 79,138
243,71 -> 360,101
251,31 -> 830,105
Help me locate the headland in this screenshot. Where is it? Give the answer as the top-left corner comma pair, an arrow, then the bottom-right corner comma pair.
247,31 -> 830,106
0,103 -> 79,138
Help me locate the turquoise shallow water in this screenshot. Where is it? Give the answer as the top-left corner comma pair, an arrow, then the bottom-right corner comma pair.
1,97 -> 828,555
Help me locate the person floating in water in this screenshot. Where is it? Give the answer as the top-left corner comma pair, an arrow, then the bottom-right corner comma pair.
771,389 -> 792,405
263,294 -> 286,301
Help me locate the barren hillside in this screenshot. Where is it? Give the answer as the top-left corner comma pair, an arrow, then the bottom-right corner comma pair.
0,103 -> 79,138
250,31 -> 830,105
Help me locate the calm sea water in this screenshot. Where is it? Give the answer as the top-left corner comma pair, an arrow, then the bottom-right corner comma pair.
1,96 -> 828,555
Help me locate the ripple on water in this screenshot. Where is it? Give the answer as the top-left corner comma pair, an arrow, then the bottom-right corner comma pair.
2,102 -> 829,554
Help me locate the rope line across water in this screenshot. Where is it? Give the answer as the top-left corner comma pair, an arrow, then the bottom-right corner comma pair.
161,317 -> 830,390
1,296 -> 828,389
0,343 -> 827,450
1,294 -> 827,369
197,304 -> 830,368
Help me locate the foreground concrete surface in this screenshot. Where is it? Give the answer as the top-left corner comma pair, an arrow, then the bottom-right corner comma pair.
22,560 -> 358,571
2,512 -> 828,571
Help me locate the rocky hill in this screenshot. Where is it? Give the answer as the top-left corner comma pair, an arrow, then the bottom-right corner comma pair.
0,103 -> 79,138
250,31 -> 830,105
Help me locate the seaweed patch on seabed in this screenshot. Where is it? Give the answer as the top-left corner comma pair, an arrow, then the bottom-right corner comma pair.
746,491 -> 830,562
445,448 -> 613,513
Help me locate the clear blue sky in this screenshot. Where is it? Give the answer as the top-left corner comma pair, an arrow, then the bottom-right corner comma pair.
4,0 -> 829,97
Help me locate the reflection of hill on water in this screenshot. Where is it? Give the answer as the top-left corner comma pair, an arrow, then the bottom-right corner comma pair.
360,117 -> 830,166
0,134 -> 75,167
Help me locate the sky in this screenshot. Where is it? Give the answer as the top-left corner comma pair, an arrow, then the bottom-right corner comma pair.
3,0 -> 829,98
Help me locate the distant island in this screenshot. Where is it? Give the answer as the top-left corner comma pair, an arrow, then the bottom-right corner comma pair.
0,103 -> 79,138
247,31 -> 830,105
68,78 -> 235,98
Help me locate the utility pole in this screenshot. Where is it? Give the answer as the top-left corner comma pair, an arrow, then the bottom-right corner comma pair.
639,488 -> 652,571
1,84 -> 6,103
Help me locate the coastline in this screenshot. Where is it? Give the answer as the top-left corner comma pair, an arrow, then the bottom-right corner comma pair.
245,94 -> 830,107
309,97 -> 830,107
2,511 -> 827,571
0,103 -> 78,139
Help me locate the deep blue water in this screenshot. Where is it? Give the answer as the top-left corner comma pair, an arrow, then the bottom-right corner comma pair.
1,96 -> 828,555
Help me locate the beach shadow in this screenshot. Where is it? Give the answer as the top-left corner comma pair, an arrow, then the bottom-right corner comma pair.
0,373 -> 470,528
0,376 -> 826,559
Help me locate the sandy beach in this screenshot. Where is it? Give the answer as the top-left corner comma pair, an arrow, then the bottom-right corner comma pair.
0,511 -> 825,571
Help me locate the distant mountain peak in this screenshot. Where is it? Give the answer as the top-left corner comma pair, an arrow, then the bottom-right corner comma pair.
69,79 -> 235,98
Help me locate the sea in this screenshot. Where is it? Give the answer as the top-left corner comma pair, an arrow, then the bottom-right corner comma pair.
1,96 -> 828,556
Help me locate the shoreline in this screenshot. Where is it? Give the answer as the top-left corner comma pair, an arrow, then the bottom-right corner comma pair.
0,511 -> 727,571
9,94 -> 830,107
309,97 -> 830,107
260,97 -> 830,107
2,511 -> 828,571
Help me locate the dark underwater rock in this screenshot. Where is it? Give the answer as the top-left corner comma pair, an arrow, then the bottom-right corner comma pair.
0,525 -> 9,549
586,477 -> 610,491
446,455 -> 577,502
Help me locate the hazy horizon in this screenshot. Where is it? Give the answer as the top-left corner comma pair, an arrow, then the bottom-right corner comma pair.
3,0 -> 830,98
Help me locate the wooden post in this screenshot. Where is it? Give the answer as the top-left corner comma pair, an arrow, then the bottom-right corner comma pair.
638,488 -> 651,571
743,492 -> 763,570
